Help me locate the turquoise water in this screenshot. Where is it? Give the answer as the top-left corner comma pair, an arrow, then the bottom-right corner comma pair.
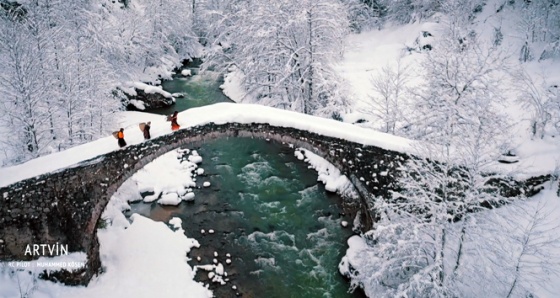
202,138 -> 360,297
150,70 -> 232,116
129,69 -> 364,297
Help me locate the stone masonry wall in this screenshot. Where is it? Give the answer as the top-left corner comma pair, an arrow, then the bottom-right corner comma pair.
0,122 -> 549,285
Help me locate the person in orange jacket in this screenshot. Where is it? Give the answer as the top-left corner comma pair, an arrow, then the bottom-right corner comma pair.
117,128 -> 127,148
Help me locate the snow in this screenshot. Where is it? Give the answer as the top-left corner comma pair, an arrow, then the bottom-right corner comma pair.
215,263 -> 224,275
181,69 -> 192,77
158,192 -> 181,205
0,103 -> 415,187
0,213 -> 211,298
188,155 -> 203,164
1,4 -> 560,297
295,148 -> 358,199
130,81 -> 173,98
128,99 -> 146,110
220,68 -> 248,103
336,22 -> 438,116
119,149 -> 199,205
183,192 -> 196,201
112,178 -> 143,203
339,234 -> 369,278
169,217 -> 182,229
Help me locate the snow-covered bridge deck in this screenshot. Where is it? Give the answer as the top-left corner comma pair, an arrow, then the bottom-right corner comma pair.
0,103 -> 413,188
0,103 -> 415,285
0,103 -> 547,286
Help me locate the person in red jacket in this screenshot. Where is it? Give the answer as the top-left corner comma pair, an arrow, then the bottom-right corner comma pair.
170,111 -> 180,131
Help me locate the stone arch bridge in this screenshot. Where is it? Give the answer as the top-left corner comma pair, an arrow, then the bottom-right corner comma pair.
0,121 -> 546,285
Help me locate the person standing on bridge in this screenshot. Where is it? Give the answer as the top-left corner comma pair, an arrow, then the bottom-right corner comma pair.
143,121 -> 151,140
117,128 -> 127,148
169,111 -> 180,131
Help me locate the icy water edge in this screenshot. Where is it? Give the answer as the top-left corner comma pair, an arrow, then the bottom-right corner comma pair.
126,70 -> 366,297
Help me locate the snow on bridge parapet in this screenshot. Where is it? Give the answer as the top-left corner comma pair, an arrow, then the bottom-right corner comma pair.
0,103 -> 413,188
0,104 -> 551,287
0,116 -> 413,286
193,103 -> 415,153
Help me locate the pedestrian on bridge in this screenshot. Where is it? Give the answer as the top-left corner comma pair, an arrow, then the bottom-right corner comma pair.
117,128 -> 127,148
169,111 -> 180,131
143,121 -> 151,140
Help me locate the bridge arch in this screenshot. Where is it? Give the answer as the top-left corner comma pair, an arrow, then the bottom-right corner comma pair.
0,122 -> 408,285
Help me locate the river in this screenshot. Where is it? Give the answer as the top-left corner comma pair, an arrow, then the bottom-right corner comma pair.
126,66 -> 365,298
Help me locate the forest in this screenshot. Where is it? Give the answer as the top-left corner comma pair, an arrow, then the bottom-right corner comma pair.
1,0 -> 560,296
0,0 -> 558,166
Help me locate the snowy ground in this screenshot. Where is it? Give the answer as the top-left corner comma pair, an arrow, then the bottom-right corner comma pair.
0,144 -> 217,297
335,22 -> 437,118
0,106 -> 366,297
341,181 -> 560,297
332,6 -> 560,178
2,3 -> 560,296
125,149 -> 200,205
0,213 -> 212,298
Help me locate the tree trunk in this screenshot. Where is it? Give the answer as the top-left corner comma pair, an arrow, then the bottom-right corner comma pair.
306,8 -> 313,115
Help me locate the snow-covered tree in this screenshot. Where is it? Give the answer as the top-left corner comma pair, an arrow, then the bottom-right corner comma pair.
365,58 -> 411,134
404,19 -> 511,148
361,129 -> 514,296
0,0 -> 200,165
499,199 -> 560,297
515,69 -> 560,139
350,13 -> 520,296
0,11 -> 52,161
340,0 -> 383,32
14,1 -> 120,148
377,0 -> 442,24
203,0 -> 351,118
513,0 -> 560,61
